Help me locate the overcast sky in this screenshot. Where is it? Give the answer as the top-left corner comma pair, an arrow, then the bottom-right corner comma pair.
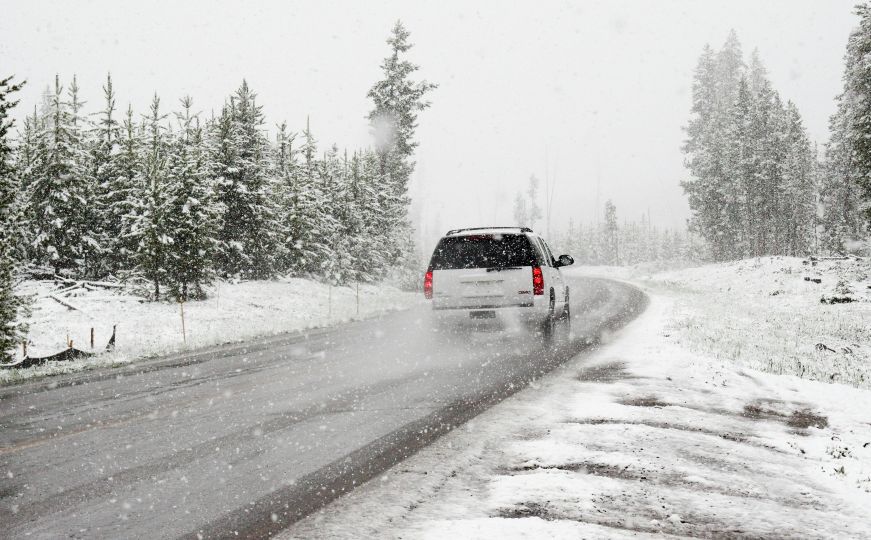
1,0 -> 860,250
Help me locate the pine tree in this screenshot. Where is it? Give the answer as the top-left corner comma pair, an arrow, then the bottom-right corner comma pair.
822,103 -> 864,253
367,21 -> 437,280
129,94 -> 170,299
28,75 -> 92,276
513,193 -> 529,227
781,102 -> 817,255
90,74 -> 125,276
13,106 -> 41,263
163,97 -> 220,300
68,76 -> 103,277
368,21 -> 437,195
0,75 -> 28,360
603,200 -> 619,264
319,146 -> 350,284
346,150 -> 382,282
716,31 -> 745,109
212,81 -> 280,279
276,117 -> 317,276
358,148 -> 393,277
511,176 -> 543,230
273,121 -> 298,274
683,33 -> 820,259
844,3 -> 871,232
682,39 -> 743,261
115,105 -> 144,270
209,100 -> 238,274
527,176 -> 543,230
822,3 -> 871,251
748,69 -> 779,255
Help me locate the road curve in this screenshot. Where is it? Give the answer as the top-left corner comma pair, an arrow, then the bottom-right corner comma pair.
0,276 -> 646,539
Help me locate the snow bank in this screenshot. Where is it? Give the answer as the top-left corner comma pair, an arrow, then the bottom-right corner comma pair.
641,256 -> 871,388
574,257 -> 871,387
1,278 -> 421,385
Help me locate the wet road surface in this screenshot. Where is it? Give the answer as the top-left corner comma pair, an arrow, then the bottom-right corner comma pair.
0,276 -> 646,539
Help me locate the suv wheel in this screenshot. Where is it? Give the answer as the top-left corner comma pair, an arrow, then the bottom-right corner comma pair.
562,288 -> 571,322
541,290 -> 556,339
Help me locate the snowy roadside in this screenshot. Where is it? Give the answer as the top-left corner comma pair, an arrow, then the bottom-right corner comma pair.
0,278 -> 422,385
578,257 -> 871,388
283,264 -> 871,539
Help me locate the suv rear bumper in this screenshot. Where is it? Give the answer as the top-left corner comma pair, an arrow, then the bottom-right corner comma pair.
432,301 -> 534,310
431,300 -> 550,326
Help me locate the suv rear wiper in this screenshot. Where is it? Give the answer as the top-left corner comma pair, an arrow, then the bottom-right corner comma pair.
486,266 -> 522,272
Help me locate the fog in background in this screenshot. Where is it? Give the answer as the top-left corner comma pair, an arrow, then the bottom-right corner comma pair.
1,0 -> 857,254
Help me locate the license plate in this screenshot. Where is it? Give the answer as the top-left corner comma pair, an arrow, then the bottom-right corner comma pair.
464,282 -> 500,296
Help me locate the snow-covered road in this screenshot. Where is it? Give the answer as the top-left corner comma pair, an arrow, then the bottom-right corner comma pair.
285,279 -> 871,539
0,276 -> 644,538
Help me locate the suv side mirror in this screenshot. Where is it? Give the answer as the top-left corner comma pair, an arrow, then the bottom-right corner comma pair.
556,254 -> 574,268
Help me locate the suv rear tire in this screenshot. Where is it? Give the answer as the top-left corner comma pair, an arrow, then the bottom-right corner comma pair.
562,288 -> 571,321
541,290 -> 556,339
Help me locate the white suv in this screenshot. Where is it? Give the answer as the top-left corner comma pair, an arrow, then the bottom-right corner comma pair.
424,227 -> 574,331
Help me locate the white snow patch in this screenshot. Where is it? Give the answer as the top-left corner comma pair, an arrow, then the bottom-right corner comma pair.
576,256 -> 871,387
1,278 -> 421,385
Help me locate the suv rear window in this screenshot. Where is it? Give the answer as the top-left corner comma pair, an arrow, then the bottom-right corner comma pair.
429,234 -> 536,270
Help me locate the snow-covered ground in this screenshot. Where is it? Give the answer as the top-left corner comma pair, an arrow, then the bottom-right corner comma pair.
0,278 -> 421,385
581,257 -> 871,388
283,259 -> 871,539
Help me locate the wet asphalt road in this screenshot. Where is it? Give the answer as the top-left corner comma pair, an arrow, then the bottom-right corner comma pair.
0,276 -> 646,539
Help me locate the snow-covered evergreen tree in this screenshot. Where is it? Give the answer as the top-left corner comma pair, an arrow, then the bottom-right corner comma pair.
0,75 -> 28,360
319,146 -> 351,284
13,106 -> 41,263
358,148 -> 393,278
526,175 -> 543,230
512,193 -> 529,228
822,3 -> 871,252
683,33 -> 819,259
368,21 -> 437,196
68,76 -> 103,277
163,97 -> 221,300
842,3 -> 871,232
129,94 -> 170,299
212,81 -> 280,279
115,105 -> 144,271
89,74 -> 125,276
367,21 -> 436,281
603,200 -> 619,264
512,176 -> 543,230
28,75 -> 93,276
822,105 -> 865,253
682,42 -> 736,260
284,118 -> 332,276
273,121 -> 298,274
748,70 -> 780,256
346,149 -> 382,282
781,102 -> 818,255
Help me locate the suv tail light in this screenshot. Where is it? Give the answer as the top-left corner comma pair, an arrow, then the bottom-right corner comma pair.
532,266 -> 544,295
424,268 -> 433,299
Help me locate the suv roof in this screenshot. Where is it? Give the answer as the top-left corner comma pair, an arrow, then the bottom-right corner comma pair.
444,226 -> 534,237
